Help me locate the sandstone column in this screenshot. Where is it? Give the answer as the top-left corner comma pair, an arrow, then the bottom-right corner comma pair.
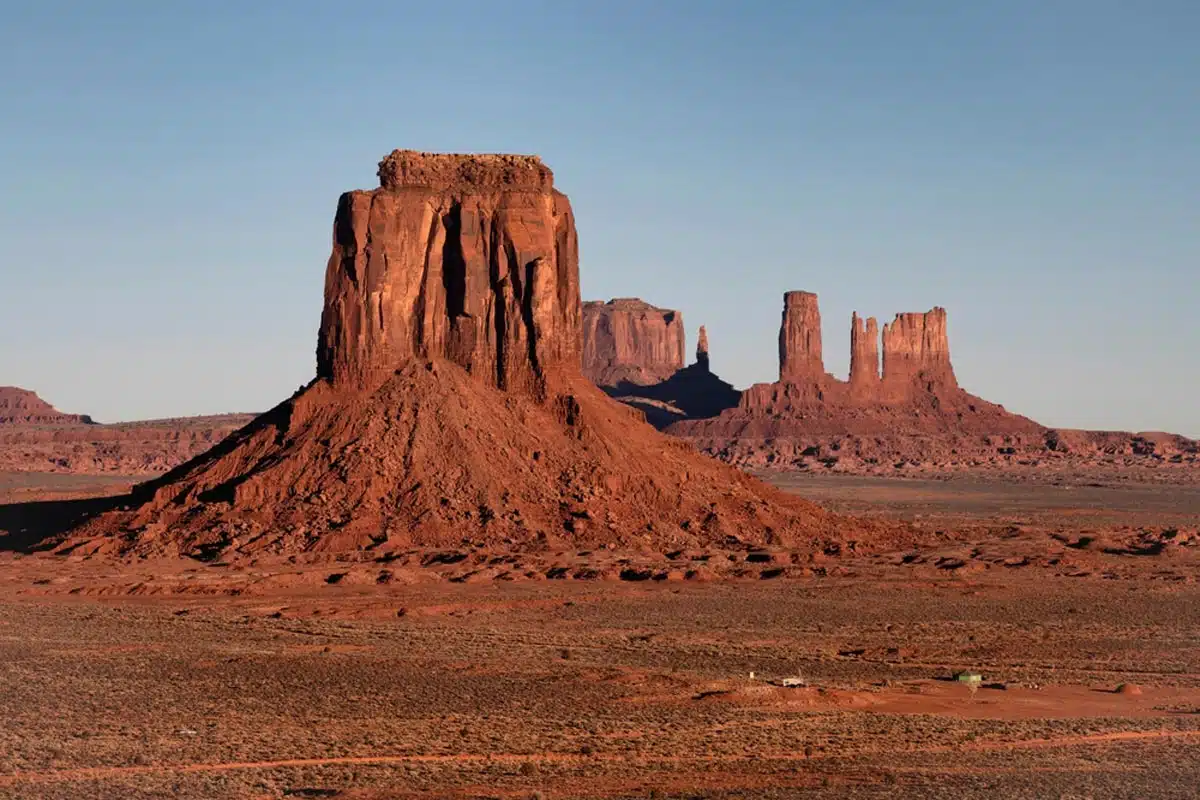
849,312 -> 880,395
778,291 -> 824,383
696,325 -> 710,372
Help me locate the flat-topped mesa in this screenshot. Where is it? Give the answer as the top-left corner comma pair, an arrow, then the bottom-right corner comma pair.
696,325 -> 710,372
377,149 -> 554,192
0,386 -> 94,425
318,150 -> 579,396
778,291 -> 824,383
581,298 -> 686,386
880,307 -> 956,390
848,313 -> 880,394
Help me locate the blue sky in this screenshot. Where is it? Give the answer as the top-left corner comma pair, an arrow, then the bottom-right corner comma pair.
2,1 -> 1197,435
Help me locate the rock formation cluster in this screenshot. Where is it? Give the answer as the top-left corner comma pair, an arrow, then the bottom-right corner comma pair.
720,292 -> 1028,429
668,291 -> 1056,472
70,152 -> 884,559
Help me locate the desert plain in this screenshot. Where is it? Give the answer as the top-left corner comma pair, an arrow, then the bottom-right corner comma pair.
1,470 -> 1198,800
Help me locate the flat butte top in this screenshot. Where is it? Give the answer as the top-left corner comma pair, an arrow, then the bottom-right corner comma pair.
376,149 -> 554,191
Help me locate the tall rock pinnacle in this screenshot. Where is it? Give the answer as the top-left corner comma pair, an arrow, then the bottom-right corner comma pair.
318,150 -> 580,396
849,312 -> 880,393
778,291 -> 824,383
696,325 -> 710,372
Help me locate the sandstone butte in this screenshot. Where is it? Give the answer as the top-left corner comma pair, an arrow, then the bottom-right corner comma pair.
670,290 -> 1043,436
582,298 -> 686,387
582,301 -> 740,427
68,151 -> 904,559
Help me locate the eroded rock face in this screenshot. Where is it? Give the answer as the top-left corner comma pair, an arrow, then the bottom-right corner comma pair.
318,150 -> 580,397
849,313 -> 880,395
778,291 -> 824,383
0,387 -> 94,425
581,298 -> 686,387
881,308 -> 955,391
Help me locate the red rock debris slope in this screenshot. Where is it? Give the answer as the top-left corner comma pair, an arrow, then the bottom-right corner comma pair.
72,151 -> 898,558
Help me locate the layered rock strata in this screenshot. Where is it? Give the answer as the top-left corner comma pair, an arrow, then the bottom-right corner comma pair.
319,151 -> 579,396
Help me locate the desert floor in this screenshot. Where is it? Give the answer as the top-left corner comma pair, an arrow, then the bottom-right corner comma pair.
0,472 -> 1197,799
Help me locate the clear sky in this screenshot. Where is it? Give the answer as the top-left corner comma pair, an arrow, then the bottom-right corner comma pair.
2,1 -> 1197,435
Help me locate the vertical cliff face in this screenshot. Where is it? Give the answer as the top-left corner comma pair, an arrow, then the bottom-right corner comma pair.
581,298 -> 686,386
778,291 -> 824,383
849,313 -> 881,395
880,308 -> 956,389
318,150 -> 580,398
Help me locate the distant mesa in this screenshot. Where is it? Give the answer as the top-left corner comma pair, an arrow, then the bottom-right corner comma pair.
582,300 -> 739,428
0,387 -> 94,426
582,298 -> 686,387
0,386 -> 260,476
64,151 -> 881,559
